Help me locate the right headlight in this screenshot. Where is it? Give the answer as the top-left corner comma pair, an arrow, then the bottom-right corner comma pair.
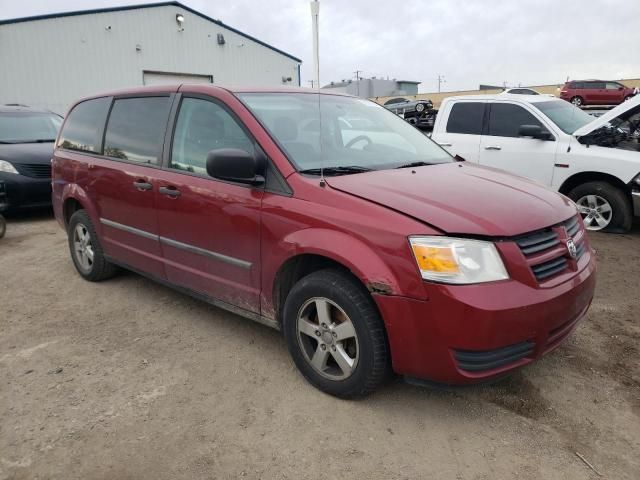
0,159 -> 19,174
409,236 -> 509,284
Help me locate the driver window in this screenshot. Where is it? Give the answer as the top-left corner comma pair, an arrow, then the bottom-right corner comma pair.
170,97 -> 254,176
487,103 -> 543,138
606,82 -> 621,90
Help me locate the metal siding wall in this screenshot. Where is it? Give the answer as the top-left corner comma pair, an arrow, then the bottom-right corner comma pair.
0,6 -> 300,114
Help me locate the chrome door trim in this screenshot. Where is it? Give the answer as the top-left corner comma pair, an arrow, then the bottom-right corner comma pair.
160,236 -> 252,269
100,217 -> 252,270
100,218 -> 159,241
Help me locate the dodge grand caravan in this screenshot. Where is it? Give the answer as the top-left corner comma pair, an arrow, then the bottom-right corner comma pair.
52,85 -> 596,398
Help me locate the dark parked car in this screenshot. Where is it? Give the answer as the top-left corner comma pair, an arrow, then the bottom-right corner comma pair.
0,105 -> 62,212
383,99 -> 437,130
560,80 -> 636,107
52,85 -> 595,398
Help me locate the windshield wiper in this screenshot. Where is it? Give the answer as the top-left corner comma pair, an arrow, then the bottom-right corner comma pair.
0,140 -> 16,144
299,166 -> 373,176
395,161 -> 435,169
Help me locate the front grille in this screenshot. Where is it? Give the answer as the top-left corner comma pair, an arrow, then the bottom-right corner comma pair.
515,215 -> 587,283
15,163 -> 51,178
454,340 -> 535,372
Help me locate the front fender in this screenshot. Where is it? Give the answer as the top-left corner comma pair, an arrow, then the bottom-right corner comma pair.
280,227 -> 404,295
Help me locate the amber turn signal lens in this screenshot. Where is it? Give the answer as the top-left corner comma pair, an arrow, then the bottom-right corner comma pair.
411,244 -> 459,274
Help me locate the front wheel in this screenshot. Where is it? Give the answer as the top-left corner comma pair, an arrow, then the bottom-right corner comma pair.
569,182 -> 632,233
282,269 -> 390,398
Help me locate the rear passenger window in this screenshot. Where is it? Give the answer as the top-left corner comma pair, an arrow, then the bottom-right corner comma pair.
170,97 -> 254,176
446,102 -> 484,135
57,97 -> 110,153
487,103 -> 543,138
103,97 -> 171,164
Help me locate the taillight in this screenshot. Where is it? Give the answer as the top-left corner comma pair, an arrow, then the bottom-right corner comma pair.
560,90 -> 567,94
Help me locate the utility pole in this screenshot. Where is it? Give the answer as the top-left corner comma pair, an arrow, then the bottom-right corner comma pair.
354,69 -> 363,97
308,80 -> 315,88
437,74 -> 446,93
310,1 -> 320,90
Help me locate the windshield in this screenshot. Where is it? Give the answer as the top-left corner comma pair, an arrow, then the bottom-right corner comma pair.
533,101 -> 593,134
237,93 -> 452,173
0,112 -> 63,143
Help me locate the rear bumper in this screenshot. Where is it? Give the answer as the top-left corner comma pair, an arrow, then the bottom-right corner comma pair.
375,253 -> 596,384
0,172 -> 52,211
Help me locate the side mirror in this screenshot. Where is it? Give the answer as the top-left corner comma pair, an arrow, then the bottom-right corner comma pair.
206,148 -> 265,186
518,124 -> 554,141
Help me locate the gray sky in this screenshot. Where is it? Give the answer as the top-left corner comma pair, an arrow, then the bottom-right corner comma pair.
2,0 -> 639,92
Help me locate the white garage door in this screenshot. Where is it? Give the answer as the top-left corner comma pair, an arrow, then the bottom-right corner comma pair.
143,71 -> 213,86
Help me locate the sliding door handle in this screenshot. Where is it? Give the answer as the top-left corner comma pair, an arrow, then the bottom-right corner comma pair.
133,180 -> 152,191
484,145 -> 502,150
159,186 -> 181,197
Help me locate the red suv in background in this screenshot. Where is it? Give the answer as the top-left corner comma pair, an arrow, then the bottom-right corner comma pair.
52,85 -> 596,397
560,80 -> 636,107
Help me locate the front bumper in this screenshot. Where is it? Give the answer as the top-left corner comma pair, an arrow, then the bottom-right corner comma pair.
374,252 -> 596,385
0,172 -> 52,211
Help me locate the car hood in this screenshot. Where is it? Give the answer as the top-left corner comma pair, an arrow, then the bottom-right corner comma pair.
573,95 -> 640,137
0,142 -> 54,165
326,162 -> 577,237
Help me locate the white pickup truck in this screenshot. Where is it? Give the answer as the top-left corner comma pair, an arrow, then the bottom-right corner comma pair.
431,94 -> 640,232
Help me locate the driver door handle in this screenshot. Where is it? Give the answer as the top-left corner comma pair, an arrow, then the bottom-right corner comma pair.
438,142 -> 452,147
484,145 -> 502,150
159,186 -> 181,198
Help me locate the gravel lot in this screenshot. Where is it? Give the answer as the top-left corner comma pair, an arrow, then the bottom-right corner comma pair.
1,213 -> 638,480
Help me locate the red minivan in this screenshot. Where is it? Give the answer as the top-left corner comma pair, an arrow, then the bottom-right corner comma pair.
52,85 -> 596,397
560,80 -> 636,107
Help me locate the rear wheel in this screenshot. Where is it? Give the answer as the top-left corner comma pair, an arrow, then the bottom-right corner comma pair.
68,210 -> 118,281
570,96 -> 584,107
282,269 -> 390,398
569,181 -> 632,233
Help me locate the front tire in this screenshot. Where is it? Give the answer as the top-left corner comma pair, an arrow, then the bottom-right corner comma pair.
569,181 -> 632,233
282,269 -> 390,398
67,210 -> 118,281
570,96 -> 584,107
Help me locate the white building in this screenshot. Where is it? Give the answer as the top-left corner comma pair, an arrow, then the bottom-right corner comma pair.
0,2 -> 301,114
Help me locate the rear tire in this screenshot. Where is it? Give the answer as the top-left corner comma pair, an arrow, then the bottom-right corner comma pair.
568,181 -> 632,233
67,210 -> 118,281
282,269 -> 390,398
570,96 -> 584,107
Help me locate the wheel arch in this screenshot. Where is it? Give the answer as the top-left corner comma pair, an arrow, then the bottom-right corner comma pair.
60,184 -> 99,229
558,171 -> 631,198
269,230 -> 406,327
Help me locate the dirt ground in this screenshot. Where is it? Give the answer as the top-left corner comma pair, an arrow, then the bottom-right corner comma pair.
1,213 -> 638,480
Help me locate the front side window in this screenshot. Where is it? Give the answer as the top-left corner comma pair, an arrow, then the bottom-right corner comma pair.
446,102 -> 485,135
606,82 -> 621,90
534,101 -> 596,134
0,112 -> 62,144
103,97 -> 171,164
238,93 -> 451,173
57,98 -> 110,152
487,103 -> 543,138
170,97 -> 255,175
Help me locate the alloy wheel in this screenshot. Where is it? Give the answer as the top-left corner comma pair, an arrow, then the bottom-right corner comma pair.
576,194 -> 612,231
73,223 -> 95,271
571,97 -> 583,107
296,297 -> 359,381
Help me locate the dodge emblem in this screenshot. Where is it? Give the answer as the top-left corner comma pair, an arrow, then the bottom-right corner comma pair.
566,238 -> 577,258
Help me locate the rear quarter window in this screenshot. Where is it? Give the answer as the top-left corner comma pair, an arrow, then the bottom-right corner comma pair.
57,97 -> 111,153
446,102 -> 485,135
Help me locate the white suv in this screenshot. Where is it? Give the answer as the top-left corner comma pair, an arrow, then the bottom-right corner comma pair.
431,94 -> 640,232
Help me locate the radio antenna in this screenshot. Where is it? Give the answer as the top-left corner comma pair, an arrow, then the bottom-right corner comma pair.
310,0 -> 325,186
